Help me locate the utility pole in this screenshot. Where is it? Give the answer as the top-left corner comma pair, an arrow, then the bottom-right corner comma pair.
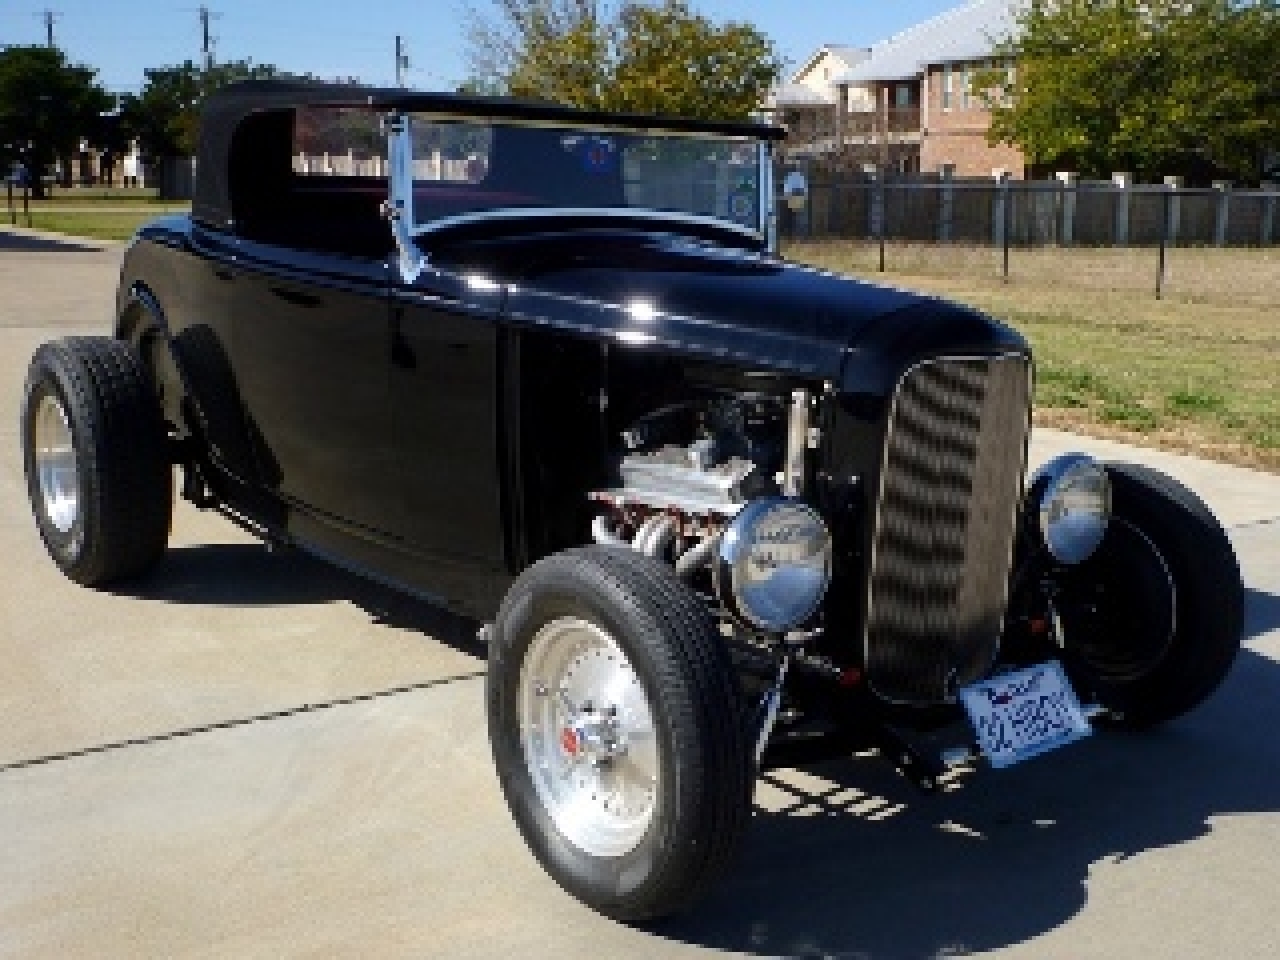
198,6 -> 219,71
38,10 -> 61,49
395,35 -> 409,88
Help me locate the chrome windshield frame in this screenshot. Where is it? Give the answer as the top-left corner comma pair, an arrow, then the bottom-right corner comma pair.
408,207 -> 765,246
760,140 -> 777,254
384,111 -> 773,281
385,111 -> 428,283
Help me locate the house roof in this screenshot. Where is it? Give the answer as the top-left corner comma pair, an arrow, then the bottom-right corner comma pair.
767,83 -> 836,108
837,0 -> 1025,84
826,45 -> 874,66
791,44 -> 871,84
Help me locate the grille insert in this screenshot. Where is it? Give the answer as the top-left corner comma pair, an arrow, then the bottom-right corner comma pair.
863,355 -> 1030,703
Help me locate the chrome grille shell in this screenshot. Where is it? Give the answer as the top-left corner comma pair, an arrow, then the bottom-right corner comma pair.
862,354 -> 1031,704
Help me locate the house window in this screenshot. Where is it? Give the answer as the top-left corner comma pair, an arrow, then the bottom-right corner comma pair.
961,64 -> 971,109
895,83 -> 912,108
942,65 -> 953,110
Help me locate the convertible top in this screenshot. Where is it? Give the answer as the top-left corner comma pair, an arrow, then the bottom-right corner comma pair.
193,80 -> 786,229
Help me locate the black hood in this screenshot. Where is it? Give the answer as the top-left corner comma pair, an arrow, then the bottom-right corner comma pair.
443,229 -> 1024,390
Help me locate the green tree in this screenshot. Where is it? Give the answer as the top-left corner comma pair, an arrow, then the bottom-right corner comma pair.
120,59 -> 285,158
0,46 -> 113,197
465,0 -> 782,122
609,2 -> 783,120
465,1 -> 614,107
978,0 -> 1280,182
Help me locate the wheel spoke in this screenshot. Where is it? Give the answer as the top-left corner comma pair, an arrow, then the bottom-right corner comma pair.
621,727 -> 659,786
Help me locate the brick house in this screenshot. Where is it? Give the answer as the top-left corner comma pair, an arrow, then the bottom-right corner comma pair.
776,0 -> 1028,178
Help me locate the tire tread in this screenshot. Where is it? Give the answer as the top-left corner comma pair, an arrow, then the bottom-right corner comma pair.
23,337 -> 171,585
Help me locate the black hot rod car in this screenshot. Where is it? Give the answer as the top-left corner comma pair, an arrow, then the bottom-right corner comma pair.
21,82 -> 1243,920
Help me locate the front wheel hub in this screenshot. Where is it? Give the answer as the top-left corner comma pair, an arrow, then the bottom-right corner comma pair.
519,617 -> 659,857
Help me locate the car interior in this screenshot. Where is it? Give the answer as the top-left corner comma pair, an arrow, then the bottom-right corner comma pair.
223,107 -> 628,261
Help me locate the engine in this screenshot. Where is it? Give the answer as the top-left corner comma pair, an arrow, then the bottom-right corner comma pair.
589,387 -> 794,573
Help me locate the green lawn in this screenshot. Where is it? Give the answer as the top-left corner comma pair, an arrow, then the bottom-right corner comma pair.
13,210 -> 176,242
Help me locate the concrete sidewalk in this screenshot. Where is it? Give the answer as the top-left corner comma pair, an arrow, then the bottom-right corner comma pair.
1030,428 -> 1280,530
1,235 -> 1277,959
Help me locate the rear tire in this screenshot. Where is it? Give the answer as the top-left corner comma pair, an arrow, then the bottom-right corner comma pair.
487,546 -> 751,921
1061,463 -> 1242,729
21,337 -> 172,585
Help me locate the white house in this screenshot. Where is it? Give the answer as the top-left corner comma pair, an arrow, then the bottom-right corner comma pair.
765,44 -> 873,113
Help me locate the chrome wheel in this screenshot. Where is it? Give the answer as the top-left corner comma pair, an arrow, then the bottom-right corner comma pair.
517,616 -> 659,858
33,392 -> 79,534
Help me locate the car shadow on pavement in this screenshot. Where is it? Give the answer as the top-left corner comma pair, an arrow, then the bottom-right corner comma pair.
1245,586 -> 1280,639
113,544 -> 1280,956
111,543 -> 485,660
658,588 -> 1280,959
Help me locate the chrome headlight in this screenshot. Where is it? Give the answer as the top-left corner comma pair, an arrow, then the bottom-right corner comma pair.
714,498 -> 832,632
1030,453 -> 1111,565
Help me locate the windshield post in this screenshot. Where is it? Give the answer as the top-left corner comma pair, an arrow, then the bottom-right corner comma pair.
384,111 -> 427,282
760,140 -> 777,254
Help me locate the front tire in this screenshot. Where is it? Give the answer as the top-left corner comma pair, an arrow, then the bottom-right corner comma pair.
1060,463 -> 1243,729
487,546 -> 752,921
21,337 -> 172,585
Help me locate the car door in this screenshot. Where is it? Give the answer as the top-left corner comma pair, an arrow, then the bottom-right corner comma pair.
388,266 -> 507,571
224,238 -> 401,536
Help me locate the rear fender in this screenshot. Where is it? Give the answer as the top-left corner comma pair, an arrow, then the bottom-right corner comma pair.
116,283 -> 190,442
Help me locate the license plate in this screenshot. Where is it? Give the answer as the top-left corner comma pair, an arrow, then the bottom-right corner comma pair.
959,661 -> 1092,769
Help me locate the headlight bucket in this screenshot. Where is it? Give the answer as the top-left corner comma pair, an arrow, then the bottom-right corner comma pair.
714,498 -> 833,632
1029,453 -> 1111,565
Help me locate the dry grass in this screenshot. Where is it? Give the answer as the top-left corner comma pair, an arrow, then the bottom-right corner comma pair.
786,241 -> 1280,472
791,241 -> 1280,307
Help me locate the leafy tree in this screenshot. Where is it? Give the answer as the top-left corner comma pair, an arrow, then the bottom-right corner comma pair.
0,46 -> 113,197
120,59 -> 284,158
464,0 -> 782,122
977,0 -> 1280,182
608,3 -> 783,120
465,1 -> 614,107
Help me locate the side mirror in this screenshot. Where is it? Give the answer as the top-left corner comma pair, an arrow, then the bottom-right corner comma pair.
783,171 -> 809,212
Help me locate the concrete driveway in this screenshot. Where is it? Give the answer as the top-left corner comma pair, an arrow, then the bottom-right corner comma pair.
1,232 -> 1278,959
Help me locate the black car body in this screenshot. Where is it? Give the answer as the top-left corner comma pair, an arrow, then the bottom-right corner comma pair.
22,81 -> 1242,921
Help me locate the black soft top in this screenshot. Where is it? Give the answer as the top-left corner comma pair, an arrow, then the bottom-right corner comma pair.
193,80 -> 785,229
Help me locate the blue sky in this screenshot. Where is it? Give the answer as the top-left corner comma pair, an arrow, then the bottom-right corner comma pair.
1,0 -> 961,96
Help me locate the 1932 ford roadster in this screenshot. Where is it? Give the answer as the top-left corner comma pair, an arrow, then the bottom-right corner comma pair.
20,82 -> 1243,920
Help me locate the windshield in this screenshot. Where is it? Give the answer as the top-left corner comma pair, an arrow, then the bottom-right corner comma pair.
407,114 -> 766,237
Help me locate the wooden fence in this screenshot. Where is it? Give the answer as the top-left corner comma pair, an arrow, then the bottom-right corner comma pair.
779,177 -> 1280,248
